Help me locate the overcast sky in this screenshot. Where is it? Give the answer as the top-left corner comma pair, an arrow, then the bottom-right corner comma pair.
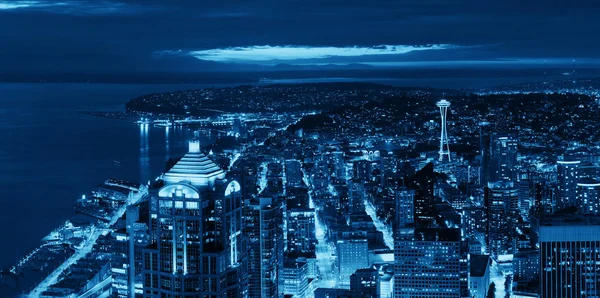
1,0 -> 599,73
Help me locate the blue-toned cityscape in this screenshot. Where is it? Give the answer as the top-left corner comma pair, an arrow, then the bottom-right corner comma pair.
2,80 -> 600,298
3,0 -> 600,297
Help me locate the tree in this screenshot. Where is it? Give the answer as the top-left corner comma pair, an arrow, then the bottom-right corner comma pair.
487,282 -> 496,298
504,275 -> 512,298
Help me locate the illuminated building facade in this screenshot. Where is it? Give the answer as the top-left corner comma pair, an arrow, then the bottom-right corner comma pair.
142,140 -> 247,297
246,196 -> 285,298
479,122 -> 492,185
331,151 -> 346,179
112,216 -> 150,297
350,267 -> 380,297
395,187 -> 415,230
282,259 -> 308,298
485,181 -> 519,257
410,163 -> 436,224
513,249 -> 539,283
491,135 -> 518,182
394,228 -> 468,298
557,159 -> 580,209
353,160 -> 373,181
285,159 -> 303,188
337,239 -> 369,285
540,215 -> 600,298
286,208 -> 316,253
469,254 -> 491,298
576,179 -> 600,214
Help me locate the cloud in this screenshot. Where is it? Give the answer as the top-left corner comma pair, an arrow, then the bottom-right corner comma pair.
184,45 -> 458,63
0,0 -> 158,15
0,1 -> 58,10
1,0 -> 600,73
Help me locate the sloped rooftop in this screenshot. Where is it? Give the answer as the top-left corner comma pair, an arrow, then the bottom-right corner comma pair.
163,140 -> 225,188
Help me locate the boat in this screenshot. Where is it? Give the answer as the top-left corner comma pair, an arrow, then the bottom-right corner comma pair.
135,117 -> 152,125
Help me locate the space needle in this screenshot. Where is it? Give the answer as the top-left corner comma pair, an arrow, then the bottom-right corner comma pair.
437,99 -> 451,162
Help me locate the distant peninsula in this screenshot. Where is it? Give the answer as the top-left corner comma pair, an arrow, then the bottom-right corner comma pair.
125,82 -> 439,116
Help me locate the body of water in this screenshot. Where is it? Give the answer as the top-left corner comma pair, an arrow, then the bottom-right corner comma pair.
0,83 -> 236,269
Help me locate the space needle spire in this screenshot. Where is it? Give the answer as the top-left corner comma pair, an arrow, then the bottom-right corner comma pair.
437,99 -> 451,162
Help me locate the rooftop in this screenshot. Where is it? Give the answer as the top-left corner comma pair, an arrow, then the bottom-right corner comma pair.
577,178 -> 600,187
470,254 -> 490,277
413,228 -> 461,242
163,140 -> 225,188
540,213 -> 600,226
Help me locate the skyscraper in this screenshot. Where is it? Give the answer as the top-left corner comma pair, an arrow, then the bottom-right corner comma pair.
286,208 -> 316,254
353,160 -> 373,181
485,181 -> 519,257
246,196 -> 285,298
395,187 -> 415,230
540,214 -> 600,298
394,228 -> 468,298
111,202 -> 150,298
285,159 -> 303,188
469,255 -> 491,298
576,178 -> 600,214
350,267 -> 380,297
557,159 -> 580,209
479,122 -> 492,185
519,178 -> 533,219
337,239 -> 369,285
142,140 -> 247,297
409,163 -> 436,224
282,259 -> 309,298
437,99 -> 451,162
491,135 -> 518,182
331,151 -> 346,179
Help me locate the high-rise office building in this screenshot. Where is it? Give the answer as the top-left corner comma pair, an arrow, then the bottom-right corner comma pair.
112,213 -> 150,296
112,201 -> 151,298
519,178 -> 532,218
285,159 -> 303,188
233,117 -> 242,136
491,135 -> 518,182
282,258 -> 309,298
394,228 -> 468,298
337,239 -> 369,285
576,178 -> 600,214
331,151 -> 346,179
479,122 -> 492,185
513,249 -> 539,283
409,163 -> 436,224
246,196 -> 285,298
557,159 -> 580,209
350,267 -> 380,297
485,181 -> 519,257
142,140 -> 247,297
395,187 -> 415,230
379,266 -> 394,298
539,214 -> 600,298
348,180 -> 366,214
286,208 -> 316,254
579,163 -> 599,180
469,254 -> 491,298
353,160 -> 373,181
536,181 -> 558,215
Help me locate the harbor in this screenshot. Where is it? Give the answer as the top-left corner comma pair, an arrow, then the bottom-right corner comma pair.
1,179 -> 148,297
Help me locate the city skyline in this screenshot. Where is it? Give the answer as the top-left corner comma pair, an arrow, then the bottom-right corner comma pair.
3,1 -> 600,297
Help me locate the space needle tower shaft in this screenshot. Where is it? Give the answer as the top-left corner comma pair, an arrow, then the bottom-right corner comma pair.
437,99 -> 451,162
